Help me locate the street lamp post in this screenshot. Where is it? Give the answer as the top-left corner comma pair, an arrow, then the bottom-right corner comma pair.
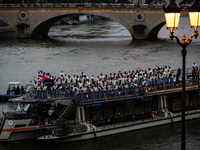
164,0 -> 200,150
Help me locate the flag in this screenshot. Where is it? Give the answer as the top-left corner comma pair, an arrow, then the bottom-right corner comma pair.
38,70 -> 51,83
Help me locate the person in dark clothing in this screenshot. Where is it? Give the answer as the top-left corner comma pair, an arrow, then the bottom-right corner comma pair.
21,85 -> 25,94
192,68 -> 196,80
177,67 -> 181,76
15,86 -> 20,95
176,68 -> 181,86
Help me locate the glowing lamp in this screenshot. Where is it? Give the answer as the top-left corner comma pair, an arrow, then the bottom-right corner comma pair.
165,13 -> 180,29
189,12 -> 200,27
164,0 -> 181,32
189,0 -> 200,32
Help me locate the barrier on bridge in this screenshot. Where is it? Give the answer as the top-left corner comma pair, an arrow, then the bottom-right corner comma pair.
0,3 -> 166,10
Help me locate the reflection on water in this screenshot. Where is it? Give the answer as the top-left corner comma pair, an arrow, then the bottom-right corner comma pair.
0,16 -> 200,149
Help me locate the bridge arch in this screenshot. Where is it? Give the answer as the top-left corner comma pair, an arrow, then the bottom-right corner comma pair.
30,11 -> 133,38
31,14 -> 67,38
146,18 -> 166,40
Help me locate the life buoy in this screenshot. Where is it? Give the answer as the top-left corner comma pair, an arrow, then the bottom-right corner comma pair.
151,111 -> 156,118
44,118 -> 49,126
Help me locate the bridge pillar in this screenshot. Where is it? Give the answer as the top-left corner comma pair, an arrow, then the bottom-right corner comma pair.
16,23 -> 30,38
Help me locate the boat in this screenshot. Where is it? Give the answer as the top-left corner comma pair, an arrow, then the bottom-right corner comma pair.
0,82 -> 23,101
0,82 -> 32,101
0,68 -> 200,142
61,14 -> 107,25
62,14 -> 91,25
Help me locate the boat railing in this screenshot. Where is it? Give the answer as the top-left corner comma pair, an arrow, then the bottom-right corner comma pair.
21,67 -> 199,104
67,106 -> 200,133
74,78 -> 200,104
28,77 -> 200,104
38,125 -> 60,137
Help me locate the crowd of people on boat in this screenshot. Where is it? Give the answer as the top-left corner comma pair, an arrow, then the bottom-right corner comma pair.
32,63 -> 199,103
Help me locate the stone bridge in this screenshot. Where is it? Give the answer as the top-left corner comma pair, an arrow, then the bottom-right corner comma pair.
0,2 -> 184,39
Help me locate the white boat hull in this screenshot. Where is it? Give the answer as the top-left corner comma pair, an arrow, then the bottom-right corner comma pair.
37,111 -> 200,142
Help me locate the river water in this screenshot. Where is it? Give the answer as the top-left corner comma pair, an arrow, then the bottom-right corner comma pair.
0,15 -> 200,149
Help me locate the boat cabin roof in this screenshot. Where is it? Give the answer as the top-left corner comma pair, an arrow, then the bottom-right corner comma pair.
7,82 -> 21,90
8,82 -> 21,85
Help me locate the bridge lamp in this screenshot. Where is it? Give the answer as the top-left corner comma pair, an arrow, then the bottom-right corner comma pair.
164,0 -> 181,38
189,0 -> 200,37
164,0 -> 200,150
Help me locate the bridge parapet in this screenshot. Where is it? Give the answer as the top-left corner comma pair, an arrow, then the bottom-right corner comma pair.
0,3 -> 164,10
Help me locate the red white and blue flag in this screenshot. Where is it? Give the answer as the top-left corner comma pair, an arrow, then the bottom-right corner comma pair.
38,70 -> 51,83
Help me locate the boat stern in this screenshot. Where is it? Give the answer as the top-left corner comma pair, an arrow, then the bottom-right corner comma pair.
0,116 -> 40,141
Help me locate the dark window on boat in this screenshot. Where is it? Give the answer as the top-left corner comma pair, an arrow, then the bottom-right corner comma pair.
166,94 -> 174,112
125,100 -> 134,116
104,102 -> 114,121
85,103 -> 104,123
92,104 -> 103,122
85,105 -> 91,122
115,100 -> 125,118
172,92 -> 181,109
188,90 -> 199,108
134,98 -> 145,115
14,124 -> 26,128
145,97 -> 153,114
80,108 -> 83,121
151,96 -> 158,111
166,92 -> 182,113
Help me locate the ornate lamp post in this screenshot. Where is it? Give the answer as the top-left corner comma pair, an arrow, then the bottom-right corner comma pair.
164,0 -> 200,149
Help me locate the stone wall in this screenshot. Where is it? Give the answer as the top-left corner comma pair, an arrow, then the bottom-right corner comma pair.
0,25 -> 13,33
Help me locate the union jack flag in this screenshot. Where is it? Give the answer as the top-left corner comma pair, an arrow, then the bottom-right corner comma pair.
38,70 -> 51,83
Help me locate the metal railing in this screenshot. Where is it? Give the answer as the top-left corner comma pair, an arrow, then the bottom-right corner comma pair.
75,79 -> 199,104
40,105 -> 200,138
0,3 -> 164,9
27,74 -> 200,104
